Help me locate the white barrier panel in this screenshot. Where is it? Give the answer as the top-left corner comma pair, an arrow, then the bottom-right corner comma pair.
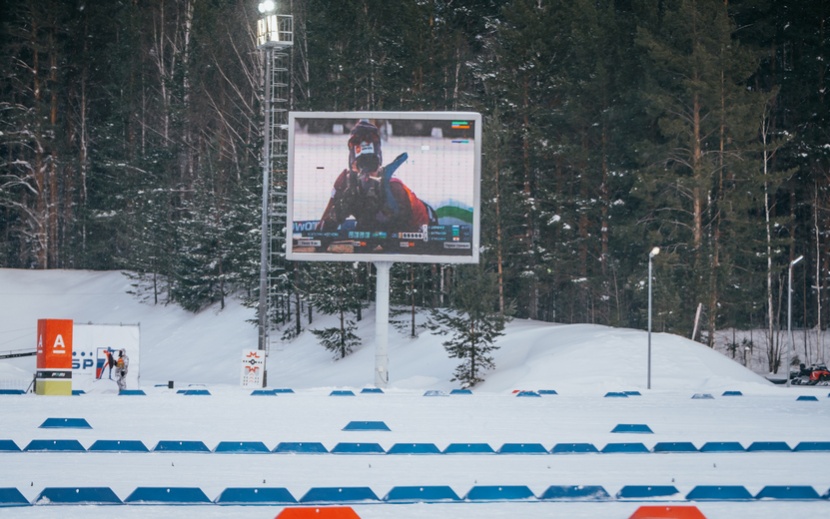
241,350 -> 265,388
72,324 -> 140,392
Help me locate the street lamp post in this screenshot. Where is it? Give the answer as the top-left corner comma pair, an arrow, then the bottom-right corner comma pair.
648,247 -> 660,390
786,255 -> 804,387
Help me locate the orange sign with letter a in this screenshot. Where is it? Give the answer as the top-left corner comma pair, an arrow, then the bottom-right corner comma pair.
36,319 -> 73,395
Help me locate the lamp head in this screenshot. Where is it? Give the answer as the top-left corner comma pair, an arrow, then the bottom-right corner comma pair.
258,1 -> 276,14
649,247 -> 660,258
791,255 -> 804,267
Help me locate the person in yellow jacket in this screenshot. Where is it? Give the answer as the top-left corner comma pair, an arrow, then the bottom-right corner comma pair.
115,349 -> 129,391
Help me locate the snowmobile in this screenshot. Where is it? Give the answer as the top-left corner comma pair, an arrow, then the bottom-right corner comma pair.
790,363 -> 830,385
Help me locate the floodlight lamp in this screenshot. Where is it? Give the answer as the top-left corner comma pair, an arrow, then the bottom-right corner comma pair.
649,246 -> 660,258
791,255 -> 804,266
258,0 -> 276,14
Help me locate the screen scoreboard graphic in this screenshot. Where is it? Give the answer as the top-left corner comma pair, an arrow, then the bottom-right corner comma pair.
286,111 -> 481,264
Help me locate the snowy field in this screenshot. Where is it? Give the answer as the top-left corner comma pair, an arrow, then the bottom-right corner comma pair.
1,269 -> 829,518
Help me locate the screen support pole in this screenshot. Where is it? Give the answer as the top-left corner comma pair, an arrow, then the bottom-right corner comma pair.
374,261 -> 392,388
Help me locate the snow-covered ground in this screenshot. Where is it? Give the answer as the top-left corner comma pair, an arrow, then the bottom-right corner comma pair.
1,268 -> 829,518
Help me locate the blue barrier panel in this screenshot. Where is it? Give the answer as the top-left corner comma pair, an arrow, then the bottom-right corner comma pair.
538,485 -> 611,501
179,389 -> 211,396
601,442 -> 649,454
384,486 -> 461,502
35,487 -> 122,505
71,390 -> 85,395
443,443 -> 495,454
551,443 -> 599,454
538,389 -> 558,395
794,441 -> 830,452
465,485 -> 535,501
272,388 -> 294,393
625,391 -> 642,396
604,392 -> 628,398
88,440 -> 149,453
423,390 -> 449,397
497,443 -> 548,454
251,389 -> 277,396
611,424 -> 653,434
39,418 -> 91,429
450,389 -> 473,395
516,391 -> 541,397
692,393 -> 715,399
361,388 -> 384,394
797,395 -> 819,401
755,486 -> 821,500
273,442 -> 328,454
0,488 -> 29,507
125,487 -> 211,504
24,439 -> 85,452
747,441 -> 791,452
214,441 -> 270,454
214,487 -> 297,505
299,487 -> 380,503
118,389 -> 146,396
330,442 -> 385,454
386,443 -> 441,454
152,440 -> 211,453
617,485 -> 680,499
330,390 -> 355,396
0,440 -> 21,452
700,441 -> 745,452
686,485 -> 753,500
342,421 -> 390,431
653,442 -> 698,453
723,390 -> 743,396
0,389 -> 25,395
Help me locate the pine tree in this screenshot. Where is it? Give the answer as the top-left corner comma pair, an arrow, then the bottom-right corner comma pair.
389,263 -> 441,337
307,263 -> 367,359
430,265 -> 507,387
470,0 -> 563,321
634,0 -> 765,338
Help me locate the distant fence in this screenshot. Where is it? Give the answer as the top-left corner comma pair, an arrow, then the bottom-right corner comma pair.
0,379 -> 31,391
0,348 -> 37,360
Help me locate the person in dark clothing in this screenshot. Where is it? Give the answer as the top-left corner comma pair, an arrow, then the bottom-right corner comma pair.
317,119 -> 436,234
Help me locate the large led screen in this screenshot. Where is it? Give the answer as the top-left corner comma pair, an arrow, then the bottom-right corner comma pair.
286,112 -> 481,264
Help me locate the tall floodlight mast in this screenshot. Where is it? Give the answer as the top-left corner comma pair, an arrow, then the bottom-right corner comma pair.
256,1 -> 293,378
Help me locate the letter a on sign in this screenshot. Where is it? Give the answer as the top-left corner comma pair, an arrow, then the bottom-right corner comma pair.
36,319 -> 73,370
53,334 -> 66,353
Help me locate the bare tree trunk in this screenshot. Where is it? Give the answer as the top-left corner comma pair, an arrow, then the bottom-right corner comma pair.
761,112 -> 779,373
494,154 -> 505,316
410,266 -> 416,338
31,8 -> 47,268
48,25 -> 59,268
521,77 -> 537,320
815,185 -> 823,363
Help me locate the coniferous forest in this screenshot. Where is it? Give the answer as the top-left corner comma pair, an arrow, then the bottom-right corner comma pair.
1,0 -> 828,371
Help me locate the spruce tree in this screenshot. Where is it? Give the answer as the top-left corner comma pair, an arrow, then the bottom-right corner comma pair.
307,262 -> 366,359
430,265 -> 507,387
634,0 -> 765,338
